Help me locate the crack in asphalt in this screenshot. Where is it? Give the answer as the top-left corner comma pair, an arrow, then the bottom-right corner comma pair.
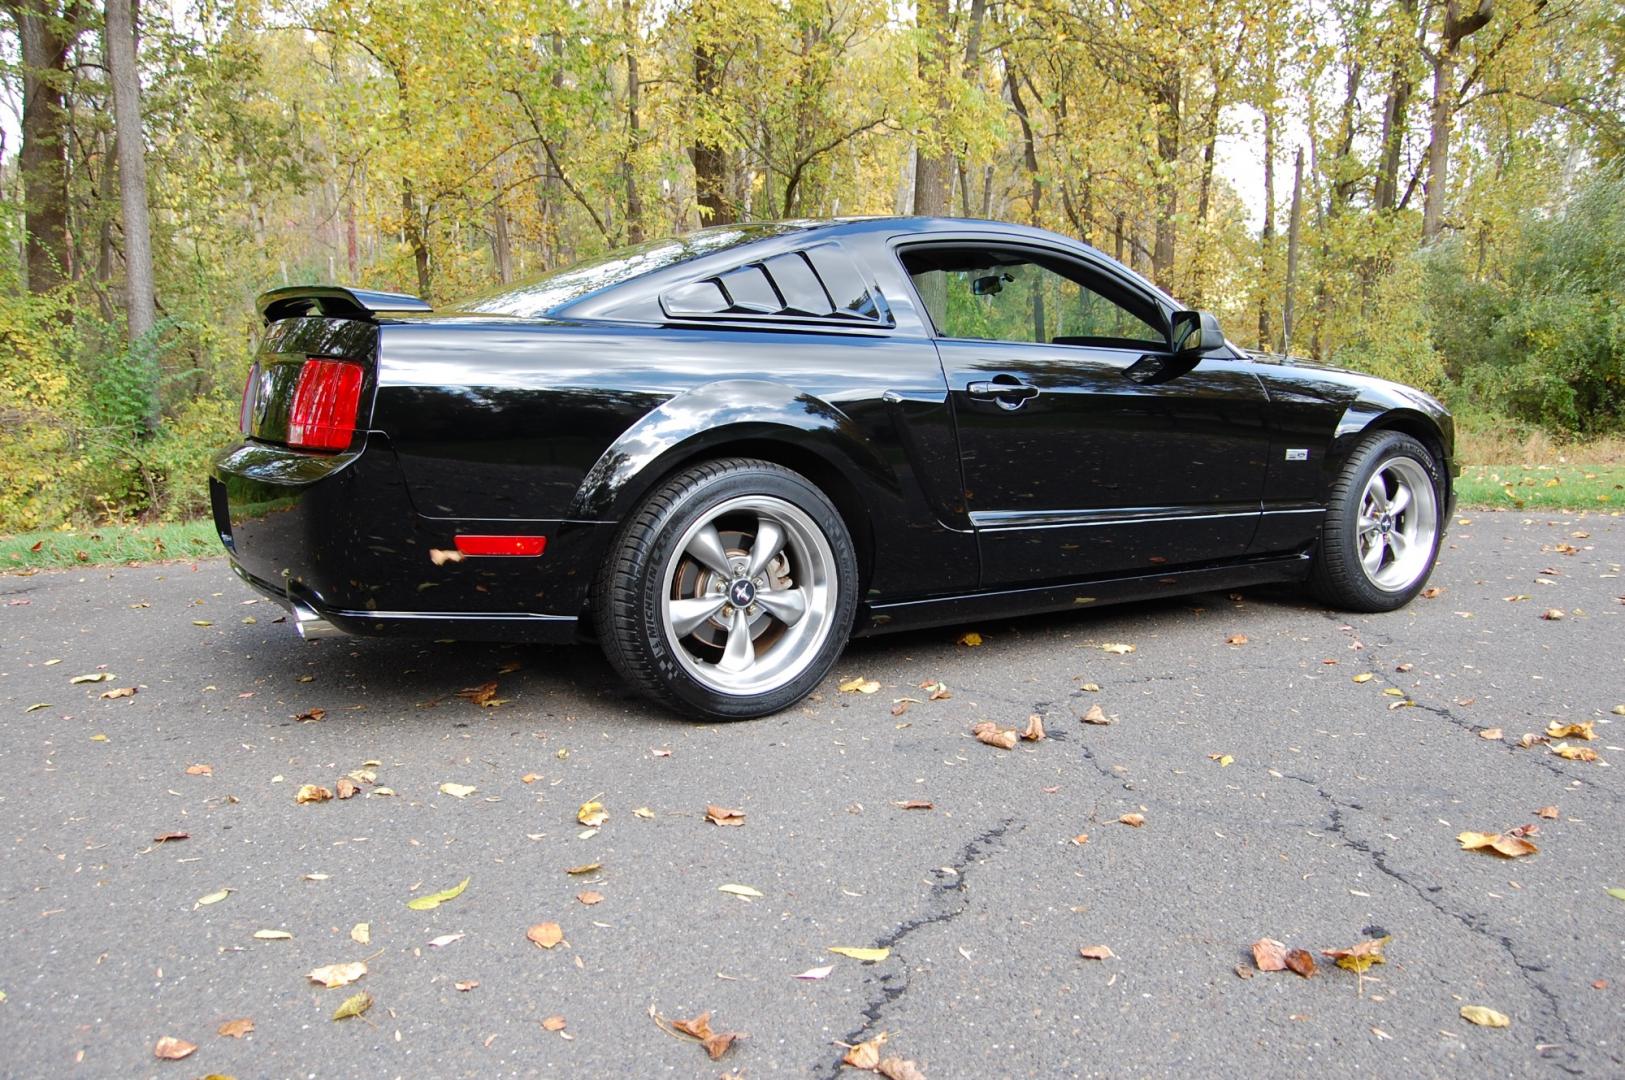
1279,770 -> 1589,1076
811,818 -> 1022,1080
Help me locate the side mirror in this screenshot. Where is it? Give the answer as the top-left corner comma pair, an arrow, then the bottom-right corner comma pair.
1172,310 -> 1224,355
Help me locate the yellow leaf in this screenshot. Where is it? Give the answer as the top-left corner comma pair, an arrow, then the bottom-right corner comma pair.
634,806 -> 654,819
194,888 -> 231,907
350,923 -> 370,945
1550,742 -> 1600,762
577,800 -> 608,827
1322,935 -> 1390,972
307,961 -> 367,988
1460,1005 -> 1510,1028
439,782 -> 476,799
1458,831 -> 1538,858
1119,812 -> 1146,827
829,946 -> 890,962
1382,687 -> 1405,697
1352,673 -> 1375,684
1100,642 -> 1135,655
332,991 -> 373,1021
956,631 -> 983,647
406,876 -> 470,910
70,672 -> 114,683
1545,720 -> 1595,740
252,929 -> 292,940
718,883 -> 763,898
295,784 -> 332,805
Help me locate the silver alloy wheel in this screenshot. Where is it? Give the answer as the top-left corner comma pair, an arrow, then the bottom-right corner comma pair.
1355,457 -> 1439,591
660,494 -> 838,696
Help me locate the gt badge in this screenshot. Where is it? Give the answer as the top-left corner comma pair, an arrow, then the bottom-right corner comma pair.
1285,448 -> 1309,461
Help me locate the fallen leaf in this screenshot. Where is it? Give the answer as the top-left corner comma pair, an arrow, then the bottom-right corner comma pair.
153,831 -> 189,843
1078,945 -> 1115,960
634,806 -> 655,819
922,680 -> 951,700
839,676 -> 881,694
1460,1005 -> 1510,1028
1352,673 -> 1375,684
565,862 -> 602,876
1546,720 -> 1595,740
1322,935 -> 1391,973
1606,887 -> 1625,901
331,991 -> 372,1021
673,1011 -> 716,1040
971,721 -> 1018,749
1518,733 -> 1550,749
577,800 -> 607,827
194,888 -> 231,908
705,804 -> 745,826
956,631 -> 983,647
1395,662 -> 1414,672
1285,949 -> 1318,978
454,979 -> 479,991
1478,728 -> 1503,740
71,672 -> 114,684
25,703 -> 51,713
153,1036 -> 196,1060
829,946 -> 890,962
456,681 -> 500,706
1071,833 -> 1089,845
702,1032 -> 739,1060
1550,742 -> 1600,762
1458,831 -> 1538,858
1119,813 -> 1145,828
406,876 -> 470,910
527,922 -> 564,949
1100,642 -> 1135,655
576,890 -> 604,905
896,799 -> 934,810
1535,805 -> 1559,820
794,964 -> 834,980
308,961 -> 367,988
1541,608 -> 1566,621
429,548 -> 465,566
428,933 -> 464,948
335,777 -> 359,800
1209,753 -> 1234,767
1081,703 -> 1113,725
1226,633 -> 1248,645
542,1015 -> 567,1031
1422,586 -> 1444,599
718,883 -> 763,898
440,782 -> 476,799
1252,938 -> 1288,972
877,1057 -> 927,1080
252,929 -> 292,941
100,686 -> 137,699
192,620 -> 213,627
1022,713 -> 1046,741
295,707 -> 325,723
217,1018 -> 254,1038
350,923 -> 370,945
295,784 -> 332,805
843,1031 -> 889,1069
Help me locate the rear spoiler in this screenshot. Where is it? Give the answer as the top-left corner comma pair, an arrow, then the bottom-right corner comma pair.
257,285 -> 432,324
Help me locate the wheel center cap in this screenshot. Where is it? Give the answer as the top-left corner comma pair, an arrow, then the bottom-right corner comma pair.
728,579 -> 757,607
1379,514 -> 1393,533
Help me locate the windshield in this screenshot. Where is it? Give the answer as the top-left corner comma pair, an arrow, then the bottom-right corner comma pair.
458,222 -> 814,318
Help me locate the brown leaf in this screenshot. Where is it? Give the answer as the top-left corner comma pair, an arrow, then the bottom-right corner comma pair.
1321,935 -> 1391,973
705,804 -> 746,826
1507,823 -> 1539,838
1517,733 -> 1550,749
307,961 -> 367,988
1458,831 -> 1539,858
185,763 -> 212,776
1021,713 -> 1046,741
153,1036 -> 196,1060
672,1011 -> 715,1040
1226,633 -> 1249,645
1535,805 -> 1559,820
541,1015 -> 567,1032
1078,944 -> 1115,960
100,686 -> 137,699
890,700 -> 911,717
896,799 -> 934,810
971,721 -> 1018,750
335,777 -> 359,800
1478,728 -> 1503,740
1460,1005 -> 1510,1028
521,772 -> 541,783
152,831 -> 189,843
702,1031 -> 740,1060
1118,812 -> 1145,828
217,1017 -> 254,1039
843,1031 -> 889,1069
921,680 -> 951,701
527,922 -> 564,949
1421,586 -> 1444,599
295,707 -> 326,723
565,862 -> 601,875
1285,949 -> 1318,978
878,1057 -> 928,1080
576,890 -> 604,905
1252,937 -> 1289,972
295,784 -> 332,804
1070,833 -> 1089,845
457,680 -> 500,705
1081,703 -> 1113,725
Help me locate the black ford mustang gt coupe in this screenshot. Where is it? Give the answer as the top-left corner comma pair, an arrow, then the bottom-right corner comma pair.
212,216 -> 1454,719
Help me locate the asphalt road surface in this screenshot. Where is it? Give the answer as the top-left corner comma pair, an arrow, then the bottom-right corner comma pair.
2,510 -> 1622,1079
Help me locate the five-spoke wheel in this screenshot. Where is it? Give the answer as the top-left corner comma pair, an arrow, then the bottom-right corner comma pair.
1311,430 -> 1444,612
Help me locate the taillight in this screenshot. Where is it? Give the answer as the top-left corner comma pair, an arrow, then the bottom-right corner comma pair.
287,358 -> 365,451
238,362 -> 258,434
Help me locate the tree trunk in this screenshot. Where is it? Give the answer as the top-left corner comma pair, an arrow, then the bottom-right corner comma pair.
402,181 -> 431,299
689,34 -> 730,226
621,0 -> 644,244
1423,0 -> 1494,240
490,189 -> 513,284
6,0 -> 78,295
1373,0 -> 1417,211
911,0 -> 953,217
106,0 -> 157,399
1258,107 -> 1276,350
1282,148 -> 1304,354
1151,75 -> 1181,290
1005,58 -> 1041,225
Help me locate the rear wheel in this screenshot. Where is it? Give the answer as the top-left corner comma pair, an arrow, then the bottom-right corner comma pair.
593,458 -> 858,719
1310,430 -> 1443,612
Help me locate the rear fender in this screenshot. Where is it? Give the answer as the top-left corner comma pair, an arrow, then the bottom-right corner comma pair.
567,379 -> 896,522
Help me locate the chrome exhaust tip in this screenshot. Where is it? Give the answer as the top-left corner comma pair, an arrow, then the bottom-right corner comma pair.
293,603 -> 343,640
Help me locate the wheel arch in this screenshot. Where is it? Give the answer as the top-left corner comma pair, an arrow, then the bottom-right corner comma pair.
1329,402 -> 1455,502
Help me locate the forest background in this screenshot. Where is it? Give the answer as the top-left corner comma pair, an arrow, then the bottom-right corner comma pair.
1,0 -> 1622,543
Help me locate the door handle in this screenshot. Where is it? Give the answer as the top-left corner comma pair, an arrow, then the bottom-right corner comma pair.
966,378 -> 1040,409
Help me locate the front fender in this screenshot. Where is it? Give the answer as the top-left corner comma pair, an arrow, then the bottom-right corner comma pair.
567,379 -> 897,522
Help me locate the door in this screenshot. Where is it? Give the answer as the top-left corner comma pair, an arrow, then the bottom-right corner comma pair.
899,241 -> 1273,587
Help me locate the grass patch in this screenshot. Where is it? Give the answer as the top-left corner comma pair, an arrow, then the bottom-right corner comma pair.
1456,463 -> 1625,511
1,520 -> 221,571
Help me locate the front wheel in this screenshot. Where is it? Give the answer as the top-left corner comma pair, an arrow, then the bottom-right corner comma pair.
1310,430 -> 1444,612
593,458 -> 858,719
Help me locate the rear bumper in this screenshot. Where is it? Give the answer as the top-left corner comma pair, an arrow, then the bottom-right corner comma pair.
210,437 -> 601,644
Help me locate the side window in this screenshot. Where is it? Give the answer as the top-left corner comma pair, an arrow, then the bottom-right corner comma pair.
658,242 -> 885,324
900,246 -> 1165,348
